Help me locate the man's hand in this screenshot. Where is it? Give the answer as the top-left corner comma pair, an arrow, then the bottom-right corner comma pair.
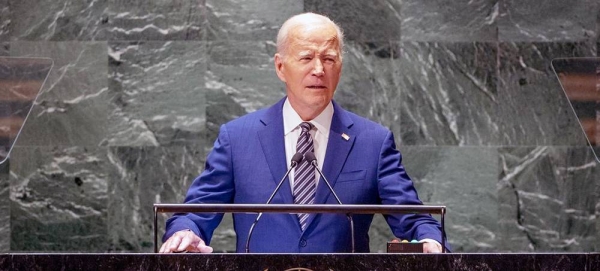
422,240 -> 442,253
159,230 -> 213,253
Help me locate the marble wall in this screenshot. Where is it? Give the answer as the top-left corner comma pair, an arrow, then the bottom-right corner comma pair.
0,0 -> 599,253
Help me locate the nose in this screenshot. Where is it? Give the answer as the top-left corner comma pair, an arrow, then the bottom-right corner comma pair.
312,59 -> 324,77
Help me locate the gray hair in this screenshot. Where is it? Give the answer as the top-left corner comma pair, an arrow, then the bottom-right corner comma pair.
276,13 -> 344,58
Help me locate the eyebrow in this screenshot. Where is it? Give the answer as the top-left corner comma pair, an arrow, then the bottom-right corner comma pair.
297,50 -> 339,58
323,51 -> 338,57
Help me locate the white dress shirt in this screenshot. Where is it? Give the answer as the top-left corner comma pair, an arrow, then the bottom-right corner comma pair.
282,98 -> 333,191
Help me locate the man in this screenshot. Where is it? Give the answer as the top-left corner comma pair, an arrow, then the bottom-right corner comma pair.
160,12 -> 446,253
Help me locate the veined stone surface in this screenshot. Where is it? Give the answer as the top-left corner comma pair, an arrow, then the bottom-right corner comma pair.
0,0 -> 598,253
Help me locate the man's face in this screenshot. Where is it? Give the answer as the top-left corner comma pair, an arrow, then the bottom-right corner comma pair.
275,22 -> 342,119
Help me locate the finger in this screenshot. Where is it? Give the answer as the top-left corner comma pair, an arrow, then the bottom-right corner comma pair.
160,234 -> 182,253
160,239 -> 175,253
176,234 -> 195,252
433,242 -> 442,253
187,235 -> 213,253
196,239 -> 214,253
159,242 -> 168,253
422,242 -> 442,253
167,233 -> 188,253
170,236 -> 185,253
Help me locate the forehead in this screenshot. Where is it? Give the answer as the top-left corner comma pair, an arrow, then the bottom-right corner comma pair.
288,23 -> 340,53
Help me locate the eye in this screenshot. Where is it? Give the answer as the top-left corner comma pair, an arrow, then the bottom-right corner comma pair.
322,57 -> 336,64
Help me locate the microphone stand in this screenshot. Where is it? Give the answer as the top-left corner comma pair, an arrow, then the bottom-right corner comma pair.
305,152 -> 355,253
245,152 -> 303,253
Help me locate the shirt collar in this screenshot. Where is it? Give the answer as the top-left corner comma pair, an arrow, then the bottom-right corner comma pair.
283,98 -> 333,138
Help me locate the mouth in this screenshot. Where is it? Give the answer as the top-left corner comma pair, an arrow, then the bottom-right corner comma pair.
306,85 -> 327,89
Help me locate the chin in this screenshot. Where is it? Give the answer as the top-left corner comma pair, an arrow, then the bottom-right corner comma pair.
307,98 -> 330,109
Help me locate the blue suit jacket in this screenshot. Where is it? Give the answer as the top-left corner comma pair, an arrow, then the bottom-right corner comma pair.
165,98 -> 446,252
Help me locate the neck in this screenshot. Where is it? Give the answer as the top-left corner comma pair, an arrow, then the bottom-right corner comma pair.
290,103 -> 326,121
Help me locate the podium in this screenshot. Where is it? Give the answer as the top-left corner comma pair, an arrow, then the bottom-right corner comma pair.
2,253 -> 597,270
153,203 -> 447,253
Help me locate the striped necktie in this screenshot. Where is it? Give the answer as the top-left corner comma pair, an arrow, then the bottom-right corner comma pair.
293,122 -> 315,231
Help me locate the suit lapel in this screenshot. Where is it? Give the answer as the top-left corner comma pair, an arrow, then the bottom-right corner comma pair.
314,101 -> 355,204
257,98 -> 295,205
303,102 -> 356,232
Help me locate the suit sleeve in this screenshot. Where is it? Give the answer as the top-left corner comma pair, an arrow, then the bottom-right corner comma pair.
377,131 -> 448,249
163,124 -> 235,244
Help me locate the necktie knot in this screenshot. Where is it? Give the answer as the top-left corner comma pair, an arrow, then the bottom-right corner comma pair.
299,122 -> 313,133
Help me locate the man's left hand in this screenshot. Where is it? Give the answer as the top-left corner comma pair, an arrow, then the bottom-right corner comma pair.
422,241 -> 442,253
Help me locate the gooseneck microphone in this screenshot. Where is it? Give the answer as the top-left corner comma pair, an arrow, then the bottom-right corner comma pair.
245,152 -> 304,253
304,152 -> 356,253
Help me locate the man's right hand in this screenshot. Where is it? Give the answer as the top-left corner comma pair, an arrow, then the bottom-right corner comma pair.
159,229 -> 214,253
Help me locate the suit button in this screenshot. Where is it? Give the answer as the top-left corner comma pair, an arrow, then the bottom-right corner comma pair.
300,239 -> 307,247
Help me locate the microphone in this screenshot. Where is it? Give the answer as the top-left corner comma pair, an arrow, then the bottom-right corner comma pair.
245,152 -> 304,253
304,152 -> 356,253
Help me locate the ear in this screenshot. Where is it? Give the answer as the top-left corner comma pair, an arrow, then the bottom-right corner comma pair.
274,53 -> 286,83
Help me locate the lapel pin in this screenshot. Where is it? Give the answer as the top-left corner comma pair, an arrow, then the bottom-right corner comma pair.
341,133 -> 350,141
